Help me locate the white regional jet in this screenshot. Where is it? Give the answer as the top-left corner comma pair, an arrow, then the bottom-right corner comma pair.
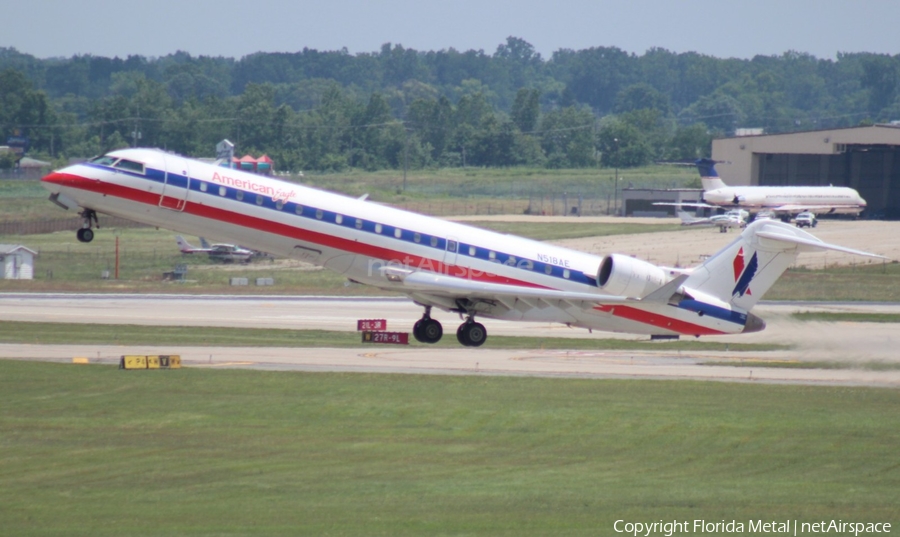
42,148 -> 884,346
673,159 -> 868,218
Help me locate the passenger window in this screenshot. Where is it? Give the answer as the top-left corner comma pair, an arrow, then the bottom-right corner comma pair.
276,200 -> 284,210
563,269 -> 571,279
335,214 -> 343,224
468,246 -> 476,256
219,186 -> 227,196
236,191 -> 244,201
448,240 -> 458,253
256,194 -> 264,206
413,233 -> 421,243
375,223 -> 383,234
544,264 -> 553,275
199,182 -> 208,192
315,209 -> 323,220
489,251 -> 497,260
355,219 -> 363,229
430,236 -> 438,247
394,228 -> 402,238
295,204 -> 303,215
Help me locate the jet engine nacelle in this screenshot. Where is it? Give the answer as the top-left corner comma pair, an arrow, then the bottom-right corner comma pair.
596,254 -> 669,297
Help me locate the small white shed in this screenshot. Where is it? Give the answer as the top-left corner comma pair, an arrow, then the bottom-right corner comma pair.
0,244 -> 37,280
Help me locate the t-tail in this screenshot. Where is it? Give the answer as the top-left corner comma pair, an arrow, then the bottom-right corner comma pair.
681,219 -> 885,332
697,158 -> 727,191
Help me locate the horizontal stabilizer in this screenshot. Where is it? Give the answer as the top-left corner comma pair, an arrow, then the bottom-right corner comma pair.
755,229 -> 888,259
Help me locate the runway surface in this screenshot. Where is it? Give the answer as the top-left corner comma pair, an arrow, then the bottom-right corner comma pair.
2,294 -> 899,387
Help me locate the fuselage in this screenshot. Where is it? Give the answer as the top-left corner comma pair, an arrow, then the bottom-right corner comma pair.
42,148 -> 751,337
703,185 -> 866,214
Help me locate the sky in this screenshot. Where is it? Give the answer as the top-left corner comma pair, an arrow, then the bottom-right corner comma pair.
4,0 -> 900,61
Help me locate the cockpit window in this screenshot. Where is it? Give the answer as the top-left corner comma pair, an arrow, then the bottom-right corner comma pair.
113,159 -> 145,173
89,155 -> 118,166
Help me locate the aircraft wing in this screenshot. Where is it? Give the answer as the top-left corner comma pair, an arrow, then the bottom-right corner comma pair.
378,268 -> 688,310
768,204 -> 854,214
653,201 -> 718,209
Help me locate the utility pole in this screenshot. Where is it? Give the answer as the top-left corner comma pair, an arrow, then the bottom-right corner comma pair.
613,138 -> 619,216
403,127 -> 409,191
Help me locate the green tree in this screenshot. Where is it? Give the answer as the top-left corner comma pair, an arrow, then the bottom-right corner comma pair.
511,88 -> 540,132
614,83 -> 670,115
665,123 -> 712,160
597,120 -> 652,168
539,106 -> 596,168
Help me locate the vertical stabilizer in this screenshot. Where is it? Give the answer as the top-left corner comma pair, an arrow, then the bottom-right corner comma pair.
697,158 -> 727,191
684,220 -> 803,311
175,235 -> 194,253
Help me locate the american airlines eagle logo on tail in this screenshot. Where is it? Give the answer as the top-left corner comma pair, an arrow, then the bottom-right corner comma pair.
732,247 -> 757,297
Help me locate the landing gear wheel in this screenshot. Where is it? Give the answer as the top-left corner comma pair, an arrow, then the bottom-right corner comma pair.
413,318 -> 443,344
76,228 -> 94,243
456,321 -> 487,347
76,209 -> 98,243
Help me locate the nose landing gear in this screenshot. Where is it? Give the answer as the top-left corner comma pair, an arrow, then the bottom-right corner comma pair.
76,209 -> 99,243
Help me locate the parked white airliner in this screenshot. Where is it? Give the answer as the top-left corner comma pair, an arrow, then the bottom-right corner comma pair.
42,148 -> 884,346
665,159 -> 867,218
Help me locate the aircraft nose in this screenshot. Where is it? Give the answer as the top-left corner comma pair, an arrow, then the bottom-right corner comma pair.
742,313 -> 766,333
41,171 -> 68,193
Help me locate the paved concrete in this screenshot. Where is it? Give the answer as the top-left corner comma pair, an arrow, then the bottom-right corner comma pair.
2,294 -> 899,387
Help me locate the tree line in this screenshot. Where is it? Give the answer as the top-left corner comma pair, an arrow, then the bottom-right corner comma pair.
1,38 -> 898,172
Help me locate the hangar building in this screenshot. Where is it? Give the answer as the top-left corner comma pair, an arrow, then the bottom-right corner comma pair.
712,124 -> 900,218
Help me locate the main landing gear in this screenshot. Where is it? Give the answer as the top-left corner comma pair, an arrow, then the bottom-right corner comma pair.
411,307 -> 488,347
456,316 -> 487,347
412,306 -> 443,344
76,209 -> 98,243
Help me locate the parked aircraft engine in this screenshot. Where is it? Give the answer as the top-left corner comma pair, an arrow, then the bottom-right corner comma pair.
596,254 -> 669,297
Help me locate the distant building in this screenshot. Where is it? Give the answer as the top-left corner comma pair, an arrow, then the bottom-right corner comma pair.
0,244 -> 37,280
712,124 -> 900,218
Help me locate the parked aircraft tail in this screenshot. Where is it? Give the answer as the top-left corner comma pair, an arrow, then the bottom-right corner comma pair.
677,210 -> 701,225
697,158 -> 728,191
175,235 -> 196,253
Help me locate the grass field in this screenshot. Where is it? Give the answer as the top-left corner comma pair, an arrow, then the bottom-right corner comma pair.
3,222 -> 899,301
1,359 -> 898,536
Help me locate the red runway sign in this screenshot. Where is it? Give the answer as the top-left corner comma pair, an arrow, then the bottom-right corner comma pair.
357,319 -> 387,331
361,331 -> 409,345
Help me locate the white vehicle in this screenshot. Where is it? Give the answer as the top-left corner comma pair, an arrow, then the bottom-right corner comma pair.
657,159 -> 867,218
678,209 -> 748,233
794,212 -> 817,228
43,149 -> 884,346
